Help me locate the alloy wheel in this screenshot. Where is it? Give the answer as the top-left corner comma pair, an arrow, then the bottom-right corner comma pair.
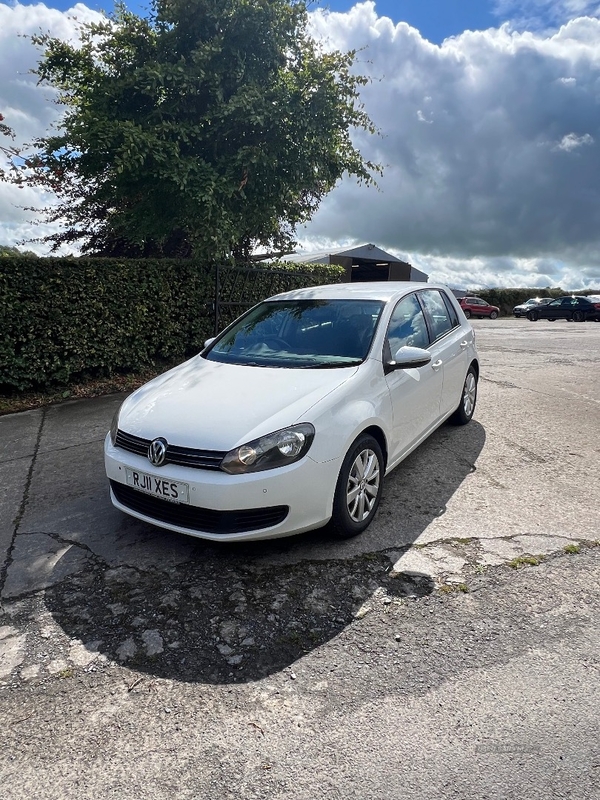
346,448 -> 381,523
463,371 -> 477,417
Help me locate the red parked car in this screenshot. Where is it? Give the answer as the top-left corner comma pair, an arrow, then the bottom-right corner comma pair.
458,296 -> 500,319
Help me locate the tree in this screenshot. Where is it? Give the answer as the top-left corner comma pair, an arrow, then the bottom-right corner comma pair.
4,0 -> 378,260
0,244 -> 37,258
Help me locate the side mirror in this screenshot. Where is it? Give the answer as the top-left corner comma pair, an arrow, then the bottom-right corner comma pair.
386,345 -> 432,371
203,337 -> 216,349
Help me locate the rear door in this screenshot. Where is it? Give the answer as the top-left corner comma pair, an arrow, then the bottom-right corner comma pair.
418,289 -> 470,417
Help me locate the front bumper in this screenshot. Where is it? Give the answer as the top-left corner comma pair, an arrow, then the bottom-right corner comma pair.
104,435 -> 340,541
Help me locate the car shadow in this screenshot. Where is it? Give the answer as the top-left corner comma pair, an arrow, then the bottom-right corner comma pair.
42,420 -> 486,685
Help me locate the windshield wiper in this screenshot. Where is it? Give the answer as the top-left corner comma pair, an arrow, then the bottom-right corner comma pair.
301,360 -> 362,369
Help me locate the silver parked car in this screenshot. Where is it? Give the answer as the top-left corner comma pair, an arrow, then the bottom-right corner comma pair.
513,298 -> 553,317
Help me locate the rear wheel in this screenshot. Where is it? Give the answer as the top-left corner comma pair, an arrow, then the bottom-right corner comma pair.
330,434 -> 384,539
573,310 -> 585,322
463,309 -> 471,319
449,367 -> 478,425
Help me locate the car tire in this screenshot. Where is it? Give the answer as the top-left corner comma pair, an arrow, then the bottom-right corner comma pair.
489,311 -> 498,319
527,310 -> 539,321
449,366 -> 478,426
330,434 -> 384,539
573,311 -> 585,322
463,309 -> 471,319
548,318 -> 555,322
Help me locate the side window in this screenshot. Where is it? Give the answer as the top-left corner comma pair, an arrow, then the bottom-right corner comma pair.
441,291 -> 460,328
386,294 -> 430,355
419,290 -> 455,340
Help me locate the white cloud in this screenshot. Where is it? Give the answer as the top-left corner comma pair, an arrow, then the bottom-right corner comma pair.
555,132 -> 594,150
302,3 -> 600,287
0,3 -> 102,252
494,1 -> 600,32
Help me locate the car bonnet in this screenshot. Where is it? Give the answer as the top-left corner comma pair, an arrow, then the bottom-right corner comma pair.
116,355 -> 359,451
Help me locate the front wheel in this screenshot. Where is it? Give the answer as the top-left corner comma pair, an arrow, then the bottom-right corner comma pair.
527,310 -> 539,321
489,311 -> 498,320
330,434 -> 384,539
449,367 -> 478,425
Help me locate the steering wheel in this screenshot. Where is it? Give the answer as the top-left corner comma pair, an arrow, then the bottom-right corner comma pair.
262,336 -> 288,350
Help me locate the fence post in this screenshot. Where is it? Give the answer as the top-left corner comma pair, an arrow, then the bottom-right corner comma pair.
214,264 -> 220,336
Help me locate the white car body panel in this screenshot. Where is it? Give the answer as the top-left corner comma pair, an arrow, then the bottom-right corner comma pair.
116,355 -> 359,452
106,436 -> 341,541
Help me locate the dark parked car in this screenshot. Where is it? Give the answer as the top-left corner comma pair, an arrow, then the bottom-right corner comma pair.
527,296 -> 600,322
513,297 -> 553,317
458,296 -> 500,319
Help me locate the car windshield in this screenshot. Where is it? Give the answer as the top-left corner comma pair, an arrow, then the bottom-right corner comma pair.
205,299 -> 385,368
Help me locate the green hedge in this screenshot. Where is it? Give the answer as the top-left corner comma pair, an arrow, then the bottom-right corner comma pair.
468,287 -> 600,316
0,257 -> 344,391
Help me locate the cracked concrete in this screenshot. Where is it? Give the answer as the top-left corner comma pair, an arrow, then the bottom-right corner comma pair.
1,320 -> 599,800
0,320 -> 599,685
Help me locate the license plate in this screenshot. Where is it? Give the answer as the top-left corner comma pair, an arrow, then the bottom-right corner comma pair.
125,468 -> 190,504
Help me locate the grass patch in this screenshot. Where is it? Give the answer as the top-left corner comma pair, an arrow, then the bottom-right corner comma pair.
58,668 -> 75,679
361,552 -> 379,562
439,582 -> 469,594
508,555 -> 543,569
563,544 -> 581,554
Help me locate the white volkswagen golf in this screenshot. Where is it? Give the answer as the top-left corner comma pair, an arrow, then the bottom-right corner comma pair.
105,283 -> 479,541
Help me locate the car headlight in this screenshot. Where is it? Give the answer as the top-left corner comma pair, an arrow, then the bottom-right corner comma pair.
109,404 -> 121,446
221,423 -> 315,474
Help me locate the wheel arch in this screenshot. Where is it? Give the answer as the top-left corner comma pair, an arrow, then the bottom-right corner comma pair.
359,425 -> 389,470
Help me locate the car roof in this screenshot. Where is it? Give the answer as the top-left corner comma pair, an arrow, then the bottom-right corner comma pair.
267,281 -> 450,304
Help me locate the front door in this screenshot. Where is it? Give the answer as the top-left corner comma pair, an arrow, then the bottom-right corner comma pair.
384,293 -> 442,464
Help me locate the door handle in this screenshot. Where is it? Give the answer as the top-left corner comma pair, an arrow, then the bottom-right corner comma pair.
460,340 -> 469,348
431,359 -> 443,371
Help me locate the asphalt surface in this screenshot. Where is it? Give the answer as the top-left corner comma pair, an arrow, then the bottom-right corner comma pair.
1,318 -> 599,799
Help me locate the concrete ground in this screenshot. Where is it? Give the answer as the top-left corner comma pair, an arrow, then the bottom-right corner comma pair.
1,318 -> 599,799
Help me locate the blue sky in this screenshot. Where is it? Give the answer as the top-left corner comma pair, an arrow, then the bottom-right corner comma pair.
2,1 -> 600,288
325,1 -> 498,43
14,1 -> 499,43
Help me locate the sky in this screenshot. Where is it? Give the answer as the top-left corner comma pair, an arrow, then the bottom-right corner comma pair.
1,1 -> 600,289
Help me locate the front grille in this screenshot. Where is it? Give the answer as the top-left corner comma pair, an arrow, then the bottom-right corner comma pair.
115,429 -> 226,470
110,481 -> 289,534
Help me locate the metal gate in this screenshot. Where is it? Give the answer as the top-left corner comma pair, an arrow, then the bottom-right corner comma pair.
213,263 -> 318,335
